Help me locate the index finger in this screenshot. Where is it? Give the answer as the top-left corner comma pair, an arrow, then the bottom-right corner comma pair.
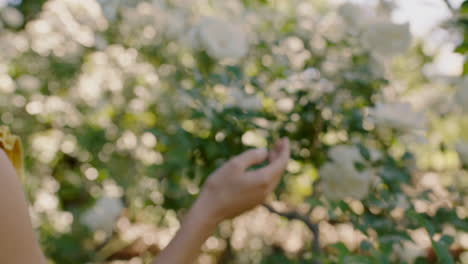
230,148 -> 269,171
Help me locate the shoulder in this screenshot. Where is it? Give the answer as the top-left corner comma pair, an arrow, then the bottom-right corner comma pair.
0,143 -> 16,174
0,131 -> 46,264
0,126 -> 24,179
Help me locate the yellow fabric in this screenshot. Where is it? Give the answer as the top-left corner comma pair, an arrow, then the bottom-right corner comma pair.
0,126 -> 24,179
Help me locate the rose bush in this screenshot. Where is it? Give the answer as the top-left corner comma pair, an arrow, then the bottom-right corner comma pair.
0,0 -> 467,263
194,16 -> 249,61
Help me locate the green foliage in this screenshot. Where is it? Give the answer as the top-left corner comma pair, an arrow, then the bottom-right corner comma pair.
0,0 -> 466,263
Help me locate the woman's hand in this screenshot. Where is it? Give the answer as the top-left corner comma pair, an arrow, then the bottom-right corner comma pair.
153,138 -> 290,264
195,137 -> 290,224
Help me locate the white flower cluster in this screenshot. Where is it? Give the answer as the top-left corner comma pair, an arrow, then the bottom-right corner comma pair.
114,1 -> 249,61
32,129 -> 64,164
73,45 -> 159,106
320,145 -> 373,200
191,16 -> 249,61
0,30 -> 28,62
26,0 -> 108,56
0,6 -> 23,28
273,36 -> 311,70
362,22 -> 412,58
228,87 -> 262,111
338,2 -> 412,59
269,68 -> 334,101
30,177 -> 74,233
369,102 -> 426,133
337,3 -> 371,30
81,196 -> 124,234
455,77 -> 468,113
22,95 -> 83,128
120,2 -> 183,44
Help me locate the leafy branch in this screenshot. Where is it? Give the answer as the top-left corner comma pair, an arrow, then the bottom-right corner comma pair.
262,204 -> 321,259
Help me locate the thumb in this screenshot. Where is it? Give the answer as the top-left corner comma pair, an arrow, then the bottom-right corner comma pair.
253,138 -> 290,184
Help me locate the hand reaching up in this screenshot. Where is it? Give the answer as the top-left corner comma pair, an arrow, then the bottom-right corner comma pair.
197,137 -> 291,222
153,138 -> 290,264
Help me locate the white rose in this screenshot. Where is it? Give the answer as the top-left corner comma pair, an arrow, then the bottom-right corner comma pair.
320,162 -> 372,201
369,54 -> 388,77
370,102 -> 426,132
455,77 -> 468,113
0,7 -> 23,28
319,13 -> 347,43
228,88 -> 262,111
337,3 -> 370,30
81,196 -> 123,233
362,22 -> 412,58
456,141 -> 468,167
17,75 -> 41,91
320,145 -> 372,201
165,11 -> 186,38
32,130 -> 64,164
393,241 -> 425,263
0,74 -> 15,93
329,145 -> 364,165
196,16 -> 248,60
376,0 -> 397,19
64,0 -> 107,31
242,130 -> 267,148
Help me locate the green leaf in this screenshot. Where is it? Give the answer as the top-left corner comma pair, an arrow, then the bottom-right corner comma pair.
406,210 -> 436,236
338,200 -> 352,212
434,208 -> 468,232
360,240 -> 373,251
455,41 -> 468,54
343,255 -> 373,264
439,235 -> 455,246
460,0 -> 468,15
379,232 -> 412,244
463,60 -> 468,75
431,239 -> 455,264
357,144 -> 371,161
380,166 -> 410,191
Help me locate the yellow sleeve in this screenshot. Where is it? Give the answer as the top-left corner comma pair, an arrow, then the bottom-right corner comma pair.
0,126 -> 24,179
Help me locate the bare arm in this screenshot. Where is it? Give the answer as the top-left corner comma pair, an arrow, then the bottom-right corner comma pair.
0,148 -> 46,264
153,138 -> 290,264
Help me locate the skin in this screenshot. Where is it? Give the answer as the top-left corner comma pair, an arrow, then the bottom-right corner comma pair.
0,148 -> 47,264
152,138 -> 290,264
0,137 -> 290,264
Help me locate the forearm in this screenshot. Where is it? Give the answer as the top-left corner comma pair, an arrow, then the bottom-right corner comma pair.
152,140 -> 290,263
152,193 -> 221,264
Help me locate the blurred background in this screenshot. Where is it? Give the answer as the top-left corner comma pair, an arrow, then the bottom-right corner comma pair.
1,0 -> 468,263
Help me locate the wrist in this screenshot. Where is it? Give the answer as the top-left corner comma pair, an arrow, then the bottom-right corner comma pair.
190,191 -> 224,228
